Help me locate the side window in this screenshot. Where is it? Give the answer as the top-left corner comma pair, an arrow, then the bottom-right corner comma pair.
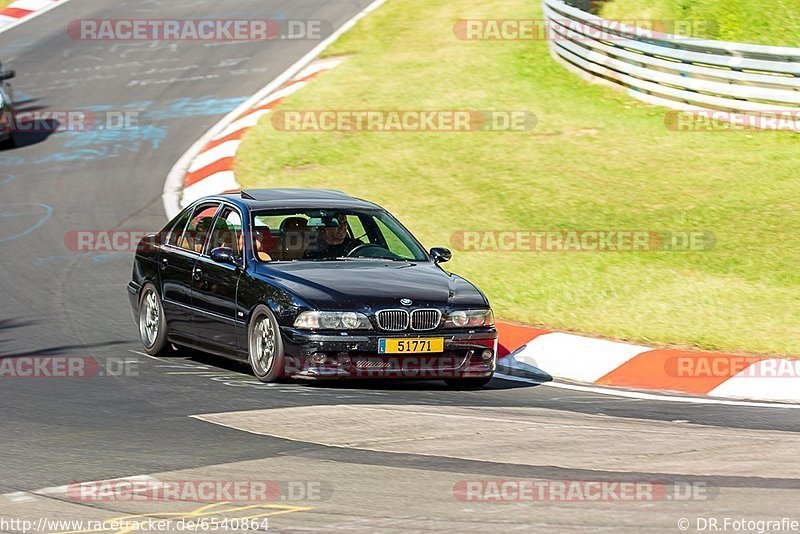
208,207 -> 243,257
166,209 -> 192,248
181,203 -> 220,253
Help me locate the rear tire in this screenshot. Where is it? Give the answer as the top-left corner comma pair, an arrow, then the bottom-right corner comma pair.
138,283 -> 169,356
248,306 -> 284,383
444,375 -> 493,389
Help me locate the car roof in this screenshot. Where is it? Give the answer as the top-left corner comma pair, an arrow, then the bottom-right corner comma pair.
209,188 -> 383,211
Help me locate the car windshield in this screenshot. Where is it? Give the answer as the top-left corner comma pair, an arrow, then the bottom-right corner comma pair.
250,208 -> 429,262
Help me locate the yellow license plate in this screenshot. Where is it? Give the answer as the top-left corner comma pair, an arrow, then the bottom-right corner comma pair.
379,338 -> 444,354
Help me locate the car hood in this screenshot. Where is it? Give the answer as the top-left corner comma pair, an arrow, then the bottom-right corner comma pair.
254,260 -> 488,311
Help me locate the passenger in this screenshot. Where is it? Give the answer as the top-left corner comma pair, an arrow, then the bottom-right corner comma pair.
251,227 -> 274,261
193,216 -> 215,253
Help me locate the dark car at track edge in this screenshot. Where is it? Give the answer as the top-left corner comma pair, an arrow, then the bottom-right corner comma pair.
0,62 -> 16,148
128,188 -> 498,388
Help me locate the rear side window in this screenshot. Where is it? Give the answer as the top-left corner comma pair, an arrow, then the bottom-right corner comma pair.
180,203 -> 220,253
166,209 -> 192,248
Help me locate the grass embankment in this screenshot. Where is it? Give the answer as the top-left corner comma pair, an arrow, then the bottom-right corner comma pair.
236,0 -> 800,356
599,0 -> 800,46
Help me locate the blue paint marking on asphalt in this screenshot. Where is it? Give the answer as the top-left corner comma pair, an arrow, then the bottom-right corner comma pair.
80,97 -> 247,120
91,253 -> 122,264
33,255 -> 70,265
0,174 -> 15,185
0,202 -> 53,242
0,125 -> 168,165
0,96 -> 248,166
147,96 -> 248,121
13,91 -> 34,102
80,101 -> 154,112
65,124 -> 167,150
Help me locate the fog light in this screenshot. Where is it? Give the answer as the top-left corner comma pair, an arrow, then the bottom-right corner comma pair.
310,352 -> 326,364
480,349 -> 494,361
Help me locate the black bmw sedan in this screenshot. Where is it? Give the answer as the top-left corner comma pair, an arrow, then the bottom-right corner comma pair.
128,189 -> 497,388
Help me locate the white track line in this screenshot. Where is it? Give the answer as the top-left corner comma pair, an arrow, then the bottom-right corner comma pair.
496,373 -> 800,409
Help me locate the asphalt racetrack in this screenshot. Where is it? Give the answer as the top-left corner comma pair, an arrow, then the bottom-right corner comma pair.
0,1 -> 799,531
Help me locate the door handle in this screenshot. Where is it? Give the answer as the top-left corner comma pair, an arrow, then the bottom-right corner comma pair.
193,267 -> 203,281
161,258 -> 168,270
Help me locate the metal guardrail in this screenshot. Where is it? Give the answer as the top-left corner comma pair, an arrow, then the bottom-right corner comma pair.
544,0 -> 800,121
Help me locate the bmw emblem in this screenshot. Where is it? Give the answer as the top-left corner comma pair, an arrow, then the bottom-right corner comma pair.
400,298 -> 413,306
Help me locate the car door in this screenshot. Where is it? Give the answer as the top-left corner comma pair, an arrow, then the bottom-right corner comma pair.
190,204 -> 244,351
159,202 -> 220,338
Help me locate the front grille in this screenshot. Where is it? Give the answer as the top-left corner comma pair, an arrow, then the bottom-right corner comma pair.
376,309 -> 409,331
352,354 -> 468,372
411,309 -> 442,331
353,358 -> 393,369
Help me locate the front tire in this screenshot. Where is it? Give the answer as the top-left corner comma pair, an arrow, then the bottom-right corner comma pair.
444,375 -> 493,389
248,306 -> 284,383
138,283 -> 169,355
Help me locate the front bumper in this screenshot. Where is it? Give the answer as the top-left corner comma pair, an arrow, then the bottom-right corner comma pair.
280,327 -> 498,379
127,281 -> 140,323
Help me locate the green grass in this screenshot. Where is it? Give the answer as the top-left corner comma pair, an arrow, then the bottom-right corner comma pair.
599,0 -> 800,46
236,0 -> 800,357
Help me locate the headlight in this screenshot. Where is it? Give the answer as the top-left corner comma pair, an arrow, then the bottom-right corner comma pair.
444,309 -> 494,328
294,311 -> 372,330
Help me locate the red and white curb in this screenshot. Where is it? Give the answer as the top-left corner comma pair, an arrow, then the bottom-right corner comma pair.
163,0 -> 388,219
497,323 -> 800,404
162,0 -> 799,406
178,57 -> 342,209
0,0 -> 64,34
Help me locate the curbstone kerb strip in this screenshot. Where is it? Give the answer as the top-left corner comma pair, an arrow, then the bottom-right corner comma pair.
163,0 -> 389,219
178,58 -> 344,209
0,0 -> 64,34
497,323 -> 800,403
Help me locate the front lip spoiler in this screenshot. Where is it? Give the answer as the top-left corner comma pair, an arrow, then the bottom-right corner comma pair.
280,326 -> 497,379
280,326 -> 498,356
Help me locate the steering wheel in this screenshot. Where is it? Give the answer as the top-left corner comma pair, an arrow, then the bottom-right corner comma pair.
347,243 -> 395,259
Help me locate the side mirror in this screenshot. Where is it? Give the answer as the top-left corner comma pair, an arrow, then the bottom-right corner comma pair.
429,247 -> 452,264
210,247 -> 238,266
0,70 -> 15,81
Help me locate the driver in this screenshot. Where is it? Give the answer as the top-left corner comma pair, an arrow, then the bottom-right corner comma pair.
304,213 -> 362,259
